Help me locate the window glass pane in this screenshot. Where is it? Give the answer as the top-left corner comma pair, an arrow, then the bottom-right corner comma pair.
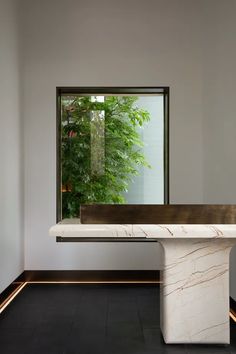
60,94 -> 165,219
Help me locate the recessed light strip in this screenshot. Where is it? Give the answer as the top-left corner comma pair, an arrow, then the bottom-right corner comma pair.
1,281 -> 235,323
0,282 -> 27,314
230,311 -> 236,322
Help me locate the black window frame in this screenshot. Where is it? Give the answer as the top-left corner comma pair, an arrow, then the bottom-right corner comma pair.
56,86 -> 170,222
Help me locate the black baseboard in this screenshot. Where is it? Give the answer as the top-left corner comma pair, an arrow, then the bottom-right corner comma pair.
0,278 -> 25,310
0,271 -> 159,307
16,270 -> 160,283
230,296 -> 236,316
0,282 -> 21,303
1,274 -> 236,320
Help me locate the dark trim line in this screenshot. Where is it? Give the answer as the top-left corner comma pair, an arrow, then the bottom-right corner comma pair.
57,86 -> 168,95
164,87 -> 169,204
56,86 -> 170,222
16,270 -> 160,283
56,237 -> 158,242
56,87 -> 62,222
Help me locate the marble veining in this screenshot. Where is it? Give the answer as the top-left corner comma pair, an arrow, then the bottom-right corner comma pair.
49,220 -> 236,239
158,238 -> 235,343
49,219 -> 236,344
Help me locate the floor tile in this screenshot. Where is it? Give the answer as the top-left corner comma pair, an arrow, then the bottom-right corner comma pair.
0,328 -> 35,354
186,344 -> 231,354
107,322 -> 144,340
0,284 -> 235,354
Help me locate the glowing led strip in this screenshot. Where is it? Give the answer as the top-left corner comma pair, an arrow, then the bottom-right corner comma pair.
0,282 -> 27,314
0,281 -> 235,324
0,280 -> 160,313
230,311 -> 236,322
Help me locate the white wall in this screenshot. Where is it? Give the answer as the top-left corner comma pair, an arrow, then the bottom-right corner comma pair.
0,0 -> 24,292
201,0 -> 236,300
18,0 -> 236,299
21,0 -> 203,271
1,0 -> 235,298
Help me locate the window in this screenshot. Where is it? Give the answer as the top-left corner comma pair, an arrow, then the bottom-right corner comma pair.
57,87 -> 169,220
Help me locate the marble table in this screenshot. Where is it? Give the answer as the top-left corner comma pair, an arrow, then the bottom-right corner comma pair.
49,221 -> 236,344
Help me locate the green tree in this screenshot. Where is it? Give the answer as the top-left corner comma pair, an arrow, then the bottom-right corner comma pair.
61,95 -> 151,218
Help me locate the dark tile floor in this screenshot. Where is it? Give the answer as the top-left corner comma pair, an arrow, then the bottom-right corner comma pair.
0,284 -> 235,354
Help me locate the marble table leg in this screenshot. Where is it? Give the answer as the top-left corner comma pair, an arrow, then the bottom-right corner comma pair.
158,238 -> 235,344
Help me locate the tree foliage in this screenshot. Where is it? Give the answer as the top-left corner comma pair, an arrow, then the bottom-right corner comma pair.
61,95 -> 151,218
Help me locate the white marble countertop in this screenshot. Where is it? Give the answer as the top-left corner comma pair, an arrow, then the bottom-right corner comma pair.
49,219 -> 236,239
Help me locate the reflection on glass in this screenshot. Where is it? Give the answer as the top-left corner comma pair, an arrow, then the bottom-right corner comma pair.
91,110 -> 105,176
